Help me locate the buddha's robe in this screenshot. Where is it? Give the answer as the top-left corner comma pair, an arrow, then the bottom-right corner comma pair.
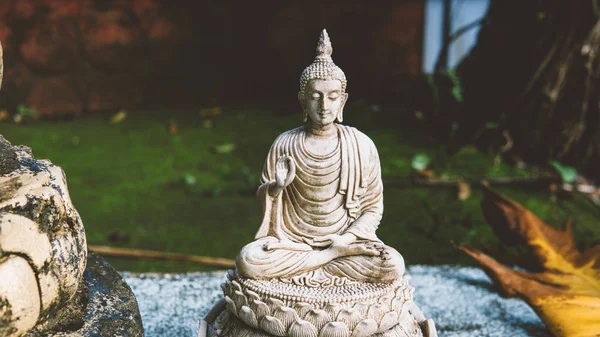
236,124 -> 404,285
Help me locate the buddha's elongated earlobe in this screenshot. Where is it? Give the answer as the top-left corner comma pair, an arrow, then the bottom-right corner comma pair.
336,93 -> 348,123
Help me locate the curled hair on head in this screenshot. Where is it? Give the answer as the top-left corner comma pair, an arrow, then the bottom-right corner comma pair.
299,29 -> 347,96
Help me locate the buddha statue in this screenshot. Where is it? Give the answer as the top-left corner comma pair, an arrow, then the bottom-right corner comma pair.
236,30 -> 404,286
202,30 -> 436,337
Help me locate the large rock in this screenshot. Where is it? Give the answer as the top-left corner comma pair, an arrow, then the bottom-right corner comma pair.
25,251 -> 144,337
0,135 -> 143,337
0,135 -> 87,336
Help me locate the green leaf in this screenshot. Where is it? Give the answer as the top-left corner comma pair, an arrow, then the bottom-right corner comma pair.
214,142 -> 235,154
16,104 -> 38,118
447,70 -> 463,102
550,161 -> 577,184
411,153 -> 432,171
182,173 -> 197,186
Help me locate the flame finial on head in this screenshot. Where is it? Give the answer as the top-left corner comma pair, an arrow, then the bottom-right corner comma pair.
316,29 -> 333,59
299,29 -> 347,95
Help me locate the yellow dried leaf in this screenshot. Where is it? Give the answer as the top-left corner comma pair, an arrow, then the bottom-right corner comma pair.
110,110 -> 127,124
460,183 -> 600,337
457,179 -> 471,200
200,106 -> 222,118
0,109 -> 9,121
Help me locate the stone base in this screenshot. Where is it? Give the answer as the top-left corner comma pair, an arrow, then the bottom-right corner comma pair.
206,309 -> 427,337
199,271 -> 438,337
25,251 -> 144,337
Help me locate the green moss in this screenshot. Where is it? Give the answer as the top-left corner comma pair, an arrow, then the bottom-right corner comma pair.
2,106 -> 599,272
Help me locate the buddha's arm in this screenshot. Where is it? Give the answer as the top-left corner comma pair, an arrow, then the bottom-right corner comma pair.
254,135 -> 295,240
344,142 -> 383,242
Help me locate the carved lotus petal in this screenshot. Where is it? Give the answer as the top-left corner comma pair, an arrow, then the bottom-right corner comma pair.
294,302 -> 314,318
367,303 -> 386,322
260,315 -> 287,336
397,301 -> 409,321
234,290 -> 248,308
273,306 -> 299,327
240,305 -> 259,328
377,292 -> 395,309
225,296 -> 237,315
378,311 -> 399,332
352,302 -> 369,316
267,298 -> 285,311
305,309 -> 332,331
351,319 -> 378,337
288,319 -> 319,337
252,299 -> 270,318
324,303 -> 344,319
318,322 -> 350,337
232,280 -> 243,292
392,297 -> 407,313
395,284 -> 404,298
336,308 -> 362,330
246,289 -> 260,301
403,286 -> 414,300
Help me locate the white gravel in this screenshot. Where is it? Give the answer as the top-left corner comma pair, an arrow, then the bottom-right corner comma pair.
122,266 -> 551,337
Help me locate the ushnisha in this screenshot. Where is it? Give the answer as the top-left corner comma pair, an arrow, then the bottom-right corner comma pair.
201,29 -> 437,337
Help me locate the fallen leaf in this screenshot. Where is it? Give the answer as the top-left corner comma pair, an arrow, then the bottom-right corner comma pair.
182,173 -> 197,186
110,110 -> 127,124
200,106 -> 222,118
411,153 -> 431,172
169,120 -> 178,135
460,182 -> 600,337
550,161 -> 577,184
457,179 -> 471,200
16,104 -> 37,118
0,109 -> 9,121
214,143 -> 235,154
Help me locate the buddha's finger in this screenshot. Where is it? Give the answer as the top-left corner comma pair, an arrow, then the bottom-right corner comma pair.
310,240 -> 333,248
313,234 -> 336,243
360,246 -> 381,256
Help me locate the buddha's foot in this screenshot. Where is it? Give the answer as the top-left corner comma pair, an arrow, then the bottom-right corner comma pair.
203,270 -> 437,337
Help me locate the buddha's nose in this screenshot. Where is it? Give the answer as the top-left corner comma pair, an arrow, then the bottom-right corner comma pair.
320,97 -> 328,110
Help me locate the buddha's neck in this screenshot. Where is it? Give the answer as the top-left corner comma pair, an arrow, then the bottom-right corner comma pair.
306,122 -> 337,139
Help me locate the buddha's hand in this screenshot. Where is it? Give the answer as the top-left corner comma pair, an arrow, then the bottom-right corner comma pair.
309,234 -> 381,257
271,155 -> 296,196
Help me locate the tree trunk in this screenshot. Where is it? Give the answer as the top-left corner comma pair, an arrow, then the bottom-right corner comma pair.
457,0 -> 600,181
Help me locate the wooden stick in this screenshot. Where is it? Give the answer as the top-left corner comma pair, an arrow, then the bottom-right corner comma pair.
383,176 -> 559,188
89,245 -> 235,269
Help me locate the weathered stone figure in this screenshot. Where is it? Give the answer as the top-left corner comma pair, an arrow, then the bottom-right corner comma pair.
236,30 -> 404,286
202,30 -> 436,337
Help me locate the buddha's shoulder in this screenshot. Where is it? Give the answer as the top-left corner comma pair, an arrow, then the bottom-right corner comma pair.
269,127 -> 304,148
337,125 -> 378,149
273,127 -> 304,142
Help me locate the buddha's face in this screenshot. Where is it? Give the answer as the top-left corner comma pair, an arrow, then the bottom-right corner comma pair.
299,79 -> 348,127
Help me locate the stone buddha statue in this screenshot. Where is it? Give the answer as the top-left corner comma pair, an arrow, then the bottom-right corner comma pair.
202,30 -> 436,337
236,30 -> 404,287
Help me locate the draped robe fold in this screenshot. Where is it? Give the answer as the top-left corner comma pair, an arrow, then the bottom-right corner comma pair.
236,124 -> 404,284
